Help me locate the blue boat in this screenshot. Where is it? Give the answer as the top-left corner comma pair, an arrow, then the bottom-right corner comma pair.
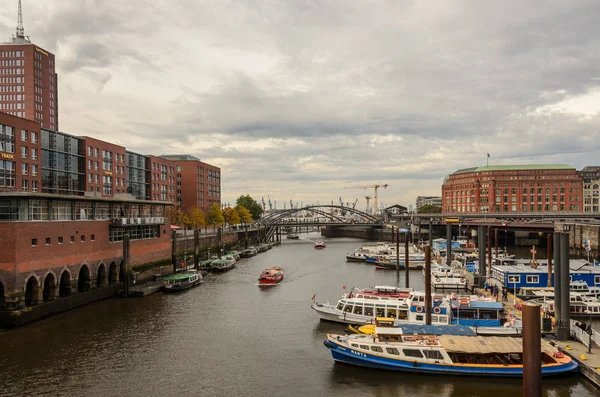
323,326 -> 578,377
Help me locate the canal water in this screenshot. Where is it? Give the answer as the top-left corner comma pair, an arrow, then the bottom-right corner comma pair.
0,233 -> 597,397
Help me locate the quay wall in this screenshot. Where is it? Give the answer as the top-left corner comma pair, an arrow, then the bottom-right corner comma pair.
555,222 -> 600,260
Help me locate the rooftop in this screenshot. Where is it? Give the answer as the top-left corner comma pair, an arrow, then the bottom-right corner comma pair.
492,260 -> 600,274
159,154 -> 200,161
449,164 -> 575,176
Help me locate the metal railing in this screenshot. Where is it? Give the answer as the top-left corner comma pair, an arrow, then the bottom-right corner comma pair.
569,319 -> 600,347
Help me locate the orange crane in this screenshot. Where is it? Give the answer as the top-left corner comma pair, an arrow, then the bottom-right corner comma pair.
344,184 -> 389,216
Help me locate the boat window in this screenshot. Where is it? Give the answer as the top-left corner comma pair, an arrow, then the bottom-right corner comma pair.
344,305 -> 353,313
424,350 -> 444,360
360,345 -> 370,350
337,302 -> 345,310
403,349 -> 424,358
364,306 -> 374,316
353,306 -> 363,315
351,344 -> 359,348
431,316 -> 438,323
387,308 -> 397,318
386,348 -> 400,355
416,315 -> 424,321
376,308 -> 385,317
371,346 -> 383,353
438,316 -> 448,324
364,303 -> 374,307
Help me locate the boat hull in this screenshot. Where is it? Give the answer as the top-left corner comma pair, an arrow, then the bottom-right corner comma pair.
162,279 -> 202,292
211,264 -> 236,272
324,340 -> 578,377
259,275 -> 284,285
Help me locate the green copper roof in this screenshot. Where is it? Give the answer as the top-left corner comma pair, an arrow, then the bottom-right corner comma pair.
474,164 -> 574,172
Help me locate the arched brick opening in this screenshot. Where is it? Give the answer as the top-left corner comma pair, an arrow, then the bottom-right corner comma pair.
97,263 -> 107,288
0,280 -> 5,308
77,265 -> 91,293
25,276 -> 39,307
42,273 -> 56,302
59,270 -> 71,298
108,262 -> 118,285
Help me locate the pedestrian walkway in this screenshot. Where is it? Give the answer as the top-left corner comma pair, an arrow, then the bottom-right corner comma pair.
553,339 -> 600,388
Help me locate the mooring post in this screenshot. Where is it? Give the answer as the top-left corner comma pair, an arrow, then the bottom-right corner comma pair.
396,227 -> 400,273
554,232 -> 562,331
405,232 -> 410,288
193,229 -> 200,269
392,226 -> 395,244
478,226 -> 487,287
558,233 -> 570,341
428,219 -> 433,248
245,225 -> 249,249
522,301 -> 542,397
547,233 -> 552,287
424,245 -> 432,325
171,229 -> 177,274
494,228 -> 498,258
123,233 -> 130,297
446,222 -> 452,267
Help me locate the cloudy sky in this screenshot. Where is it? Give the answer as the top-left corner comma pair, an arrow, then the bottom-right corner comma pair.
2,0 -> 600,210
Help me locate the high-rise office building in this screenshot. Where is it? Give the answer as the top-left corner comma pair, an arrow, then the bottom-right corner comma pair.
0,1 -> 58,130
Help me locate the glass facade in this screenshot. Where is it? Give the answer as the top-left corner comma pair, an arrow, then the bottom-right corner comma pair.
41,128 -> 85,195
126,151 -> 149,200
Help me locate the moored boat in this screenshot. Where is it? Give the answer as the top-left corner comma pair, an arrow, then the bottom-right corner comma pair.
239,248 -> 257,258
287,234 -> 300,240
162,271 -> 202,292
258,267 -> 284,285
323,325 -> 577,377
315,241 -> 326,249
211,257 -> 237,272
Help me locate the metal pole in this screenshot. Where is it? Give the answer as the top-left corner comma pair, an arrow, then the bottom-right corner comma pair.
553,232 -> 562,328
396,227 -> 400,273
424,245 -> 432,325
123,233 -> 130,297
392,226 -> 395,244
558,233 -> 570,341
487,225 -> 492,277
494,228 -> 498,258
193,229 -> 200,269
171,229 -> 177,274
428,219 -> 433,248
478,226 -> 487,286
405,232 -> 410,288
417,220 -> 421,245
446,222 -> 452,267
522,301 -> 542,397
547,233 -> 552,287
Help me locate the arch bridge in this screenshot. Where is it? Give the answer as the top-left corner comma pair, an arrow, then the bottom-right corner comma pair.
257,205 -> 383,243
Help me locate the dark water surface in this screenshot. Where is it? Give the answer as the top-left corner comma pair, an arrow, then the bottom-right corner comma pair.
1,234 -> 597,397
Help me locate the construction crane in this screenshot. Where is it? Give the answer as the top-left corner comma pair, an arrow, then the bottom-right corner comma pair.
344,184 -> 389,216
352,198 -> 359,209
365,196 -> 372,214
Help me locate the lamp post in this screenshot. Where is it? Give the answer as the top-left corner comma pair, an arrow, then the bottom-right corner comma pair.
586,310 -> 593,354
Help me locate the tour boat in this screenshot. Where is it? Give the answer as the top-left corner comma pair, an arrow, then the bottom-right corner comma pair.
287,234 -> 300,240
323,325 -> 578,377
257,244 -> 269,253
211,257 -> 236,272
239,247 -> 258,258
258,267 -> 284,285
345,286 -> 413,300
315,241 -> 326,249
546,293 -> 600,316
162,270 -> 202,292
311,291 -> 451,326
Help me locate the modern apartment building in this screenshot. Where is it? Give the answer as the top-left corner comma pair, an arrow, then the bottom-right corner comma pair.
415,196 -> 442,211
442,164 -> 583,214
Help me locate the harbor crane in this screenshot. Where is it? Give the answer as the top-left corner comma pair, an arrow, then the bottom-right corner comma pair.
344,184 -> 389,216
365,196 -> 372,214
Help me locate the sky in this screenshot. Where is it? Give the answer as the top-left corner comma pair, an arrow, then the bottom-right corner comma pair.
1,0 -> 600,211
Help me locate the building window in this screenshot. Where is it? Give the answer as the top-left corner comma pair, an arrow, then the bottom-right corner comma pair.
21,129 -> 27,141
21,179 -> 28,190
32,238 -> 37,246
21,146 -> 27,158
31,148 -> 37,160
31,132 -> 37,144
94,148 -> 98,157
58,237 -> 63,244
45,237 -> 51,245
91,234 -> 95,241
507,275 -> 521,284
81,235 -> 86,242
21,163 -> 28,175
526,275 -> 539,284
70,236 -> 75,243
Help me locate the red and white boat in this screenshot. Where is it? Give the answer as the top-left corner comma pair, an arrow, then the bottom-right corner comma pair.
315,241 -> 326,249
258,267 -> 284,285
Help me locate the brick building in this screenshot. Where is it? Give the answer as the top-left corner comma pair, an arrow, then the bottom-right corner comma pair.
442,164 -> 583,214
82,137 -> 127,197
148,155 -> 177,203
0,4 -> 58,130
160,155 -> 221,213
0,112 -> 40,193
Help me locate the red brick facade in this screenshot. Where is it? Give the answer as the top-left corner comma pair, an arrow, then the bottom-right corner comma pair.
176,160 -> 221,213
0,43 -> 58,130
148,155 -> 177,203
442,165 -> 583,214
0,112 -> 41,193
82,137 -> 127,197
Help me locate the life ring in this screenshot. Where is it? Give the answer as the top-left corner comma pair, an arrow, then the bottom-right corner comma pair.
554,352 -> 564,359
416,306 -> 424,313
435,277 -> 441,283
460,277 -> 466,283
433,307 -> 441,314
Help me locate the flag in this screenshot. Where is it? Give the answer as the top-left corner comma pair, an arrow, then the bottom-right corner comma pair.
343,285 -> 346,289
311,293 -> 316,301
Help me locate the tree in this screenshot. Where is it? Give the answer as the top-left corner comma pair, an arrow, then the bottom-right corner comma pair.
206,203 -> 225,231
222,207 -> 240,226
189,207 -> 206,229
236,195 -> 263,220
166,206 -> 183,226
418,204 -> 442,213
236,205 -> 253,224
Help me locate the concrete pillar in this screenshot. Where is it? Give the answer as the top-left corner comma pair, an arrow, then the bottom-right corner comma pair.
557,233 -> 570,341
171,229 -> 177,274
194,229 -> 200,269
428,219 -> 433,248
478,226 -> 487,285
446,223 -> 452,267
123,233 -> 130,297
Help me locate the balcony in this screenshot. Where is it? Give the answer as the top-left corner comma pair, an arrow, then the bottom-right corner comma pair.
111,217 -> 165,226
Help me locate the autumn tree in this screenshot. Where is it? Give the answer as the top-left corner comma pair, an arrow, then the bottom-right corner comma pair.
189,206 -> 206,229
236,195 -> 263,220
206,203 -> 225,231
222,207 -> 240,226
236,205 -> 253,225
418,204 -> 442,213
